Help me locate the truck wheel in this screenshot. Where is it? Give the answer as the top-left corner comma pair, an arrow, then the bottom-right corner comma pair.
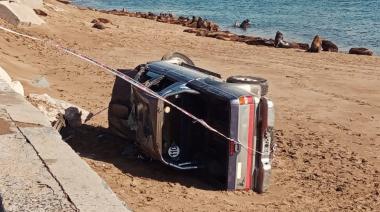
161,52 -> 195,66
226,76 -> 269,96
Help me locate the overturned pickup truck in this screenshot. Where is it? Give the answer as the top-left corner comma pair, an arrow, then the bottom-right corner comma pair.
108,53 -> 275,193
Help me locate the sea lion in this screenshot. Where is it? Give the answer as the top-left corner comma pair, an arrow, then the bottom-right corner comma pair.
239,19 -> 250,29
206,21 -> 219,32
246,38 -> 275,47
91,18 -> 111,24
308,35 -> 322,53
349,48 -> 373,56
274,31 -> 284,47
273,31 -> 294,48
322,40 -> 338,52
196,29 -> 208,37
183,28 -> 198,33
92,22 -> 106,30
197,17 -> 206,28
297,43 -> 310,50
186,16 -> 199,28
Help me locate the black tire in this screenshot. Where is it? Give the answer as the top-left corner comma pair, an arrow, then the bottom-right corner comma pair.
161,52 -> 195,66
226,75 -> 269,96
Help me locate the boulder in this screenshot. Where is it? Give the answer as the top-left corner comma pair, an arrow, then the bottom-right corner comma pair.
308,35 -> 322,53
0,1 -> 45,26
349,48 -> 373,56
0,65 -> 24,96
27,93 -> 92,127
322,40 -> 338,52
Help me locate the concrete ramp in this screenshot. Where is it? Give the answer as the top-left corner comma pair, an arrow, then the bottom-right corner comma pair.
0,67 -> 130,211
16,0 -> 43,9
0,1 -> 45,26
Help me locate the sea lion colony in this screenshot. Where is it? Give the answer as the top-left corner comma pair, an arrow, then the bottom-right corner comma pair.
68,6 -> 373,56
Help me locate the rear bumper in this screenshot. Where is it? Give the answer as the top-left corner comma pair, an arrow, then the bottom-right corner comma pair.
227,97 -> 274,192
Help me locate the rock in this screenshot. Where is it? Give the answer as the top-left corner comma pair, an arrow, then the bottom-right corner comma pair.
27,93 -> 92,126
322,40 -> 338,52
0,66 -> 12,83
0,65 -> 24,96
33,9 -> 47,16
64,107 -> 83,128
335,186 -> 343,192
349,48 -> 373,56
308,35 -> 322,53
92,22 -> 106,30
9,81 -> 24,96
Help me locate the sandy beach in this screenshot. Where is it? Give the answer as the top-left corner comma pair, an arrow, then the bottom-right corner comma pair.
1,0 -> 379,211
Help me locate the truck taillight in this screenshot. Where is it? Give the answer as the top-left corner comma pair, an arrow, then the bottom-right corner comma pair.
239,96 -> 253,105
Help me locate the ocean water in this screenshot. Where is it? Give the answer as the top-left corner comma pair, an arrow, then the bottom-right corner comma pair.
73,0 -> 380,54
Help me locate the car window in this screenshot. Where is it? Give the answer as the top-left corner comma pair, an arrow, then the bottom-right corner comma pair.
141,71 -> 176,92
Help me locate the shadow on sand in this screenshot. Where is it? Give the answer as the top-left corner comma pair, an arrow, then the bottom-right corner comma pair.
61,124 -> 220,190
0,194 -> 5,212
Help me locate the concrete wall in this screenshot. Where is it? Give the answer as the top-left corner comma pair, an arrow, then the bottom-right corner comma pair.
0,1 -> 45,26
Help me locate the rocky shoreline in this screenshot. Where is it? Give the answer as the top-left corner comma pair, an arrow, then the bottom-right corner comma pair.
92,8 -> 374,56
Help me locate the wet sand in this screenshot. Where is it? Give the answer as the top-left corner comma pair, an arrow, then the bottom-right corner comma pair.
0,0 -> 379,211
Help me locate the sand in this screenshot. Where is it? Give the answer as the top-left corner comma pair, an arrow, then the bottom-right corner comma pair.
0,0 -> 379,211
